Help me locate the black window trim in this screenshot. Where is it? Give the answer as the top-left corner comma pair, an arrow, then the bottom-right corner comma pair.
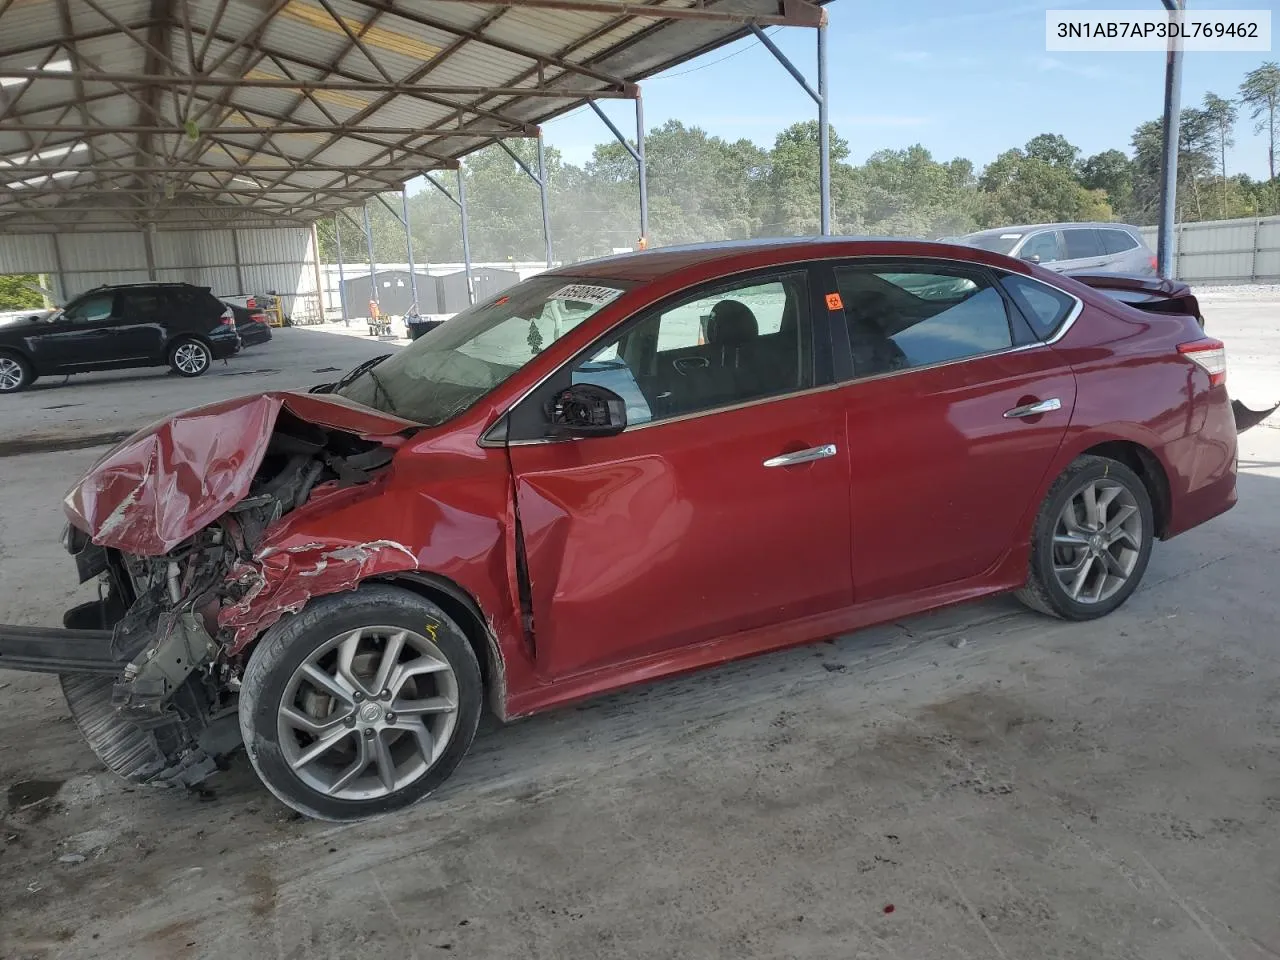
815,256 -> 1084,388
495,261 -> 839,445
1016,228 -> 1066,264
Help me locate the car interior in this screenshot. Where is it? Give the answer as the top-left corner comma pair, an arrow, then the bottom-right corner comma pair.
575,274 -> 811,423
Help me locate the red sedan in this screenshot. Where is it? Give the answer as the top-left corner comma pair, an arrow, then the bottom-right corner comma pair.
0,238 -> 1239,820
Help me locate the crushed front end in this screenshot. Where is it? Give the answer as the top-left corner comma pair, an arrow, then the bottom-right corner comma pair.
0,392 -> 416,788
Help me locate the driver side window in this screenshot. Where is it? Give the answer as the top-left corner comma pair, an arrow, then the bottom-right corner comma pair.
63,293 -> 115,324
570,272 -> 813,427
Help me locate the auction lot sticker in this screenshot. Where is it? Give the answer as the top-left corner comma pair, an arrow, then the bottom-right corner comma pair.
550,284 -> 625,306
1047,9 -> 1271,51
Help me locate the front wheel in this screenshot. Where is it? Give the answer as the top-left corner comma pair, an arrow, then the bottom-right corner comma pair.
238,585 -> 483,821
1016,455 -> 1155,620
0,351 -> 33,393
168,337 -> 211,377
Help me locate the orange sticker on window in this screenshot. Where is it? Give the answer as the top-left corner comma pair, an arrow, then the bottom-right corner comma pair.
825,292 -> 843,310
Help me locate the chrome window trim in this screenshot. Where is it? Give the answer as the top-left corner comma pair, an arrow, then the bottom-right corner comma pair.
478,254 -> 1084,448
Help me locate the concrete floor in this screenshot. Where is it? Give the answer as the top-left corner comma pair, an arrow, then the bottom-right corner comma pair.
0,310 -> 1277,960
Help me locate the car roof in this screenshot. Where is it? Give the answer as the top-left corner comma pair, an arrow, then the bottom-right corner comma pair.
961,222 -> 1143,239
545,236 -> 959,282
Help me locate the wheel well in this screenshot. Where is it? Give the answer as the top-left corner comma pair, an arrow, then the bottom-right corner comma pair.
1081,440 -> 1171,538
372,573 -> 506,719
0,346 -> 34,366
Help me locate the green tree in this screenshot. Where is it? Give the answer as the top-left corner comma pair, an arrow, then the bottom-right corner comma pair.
1239,61 -> 1280,182
1202,92 -> 1238,218
978,148 -> 1112,226
1079,149 -> 1134,216
0,275 -> 44,309
1023,133 -> 1080,170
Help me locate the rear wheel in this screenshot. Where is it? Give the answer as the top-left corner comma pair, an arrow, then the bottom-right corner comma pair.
1016,455 -> 1155,620
239,585 -> 482,821
168,337 -> 211,377
0,351 -> 33,393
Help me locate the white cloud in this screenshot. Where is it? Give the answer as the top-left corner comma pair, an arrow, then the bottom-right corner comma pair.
1032,56 -> 1109,80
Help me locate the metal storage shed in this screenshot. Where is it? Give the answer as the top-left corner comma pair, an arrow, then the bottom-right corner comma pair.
436,266 -> 520,313
341,268 -> 439,316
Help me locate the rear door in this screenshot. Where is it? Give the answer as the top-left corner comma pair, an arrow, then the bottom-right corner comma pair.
1060,228 -> 1109,273
824,259 -> 1077,601
110,289 -> 168,360
506,266 -> 853,679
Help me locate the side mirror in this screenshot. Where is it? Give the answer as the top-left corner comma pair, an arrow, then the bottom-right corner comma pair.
1021,253 -> 1041,264
546,384 -> 627,438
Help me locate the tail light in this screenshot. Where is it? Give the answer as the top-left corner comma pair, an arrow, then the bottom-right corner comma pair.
1178,338 -> 1226,387
245,297 -> 256,309
250,310 -> 268,324
1150,256 -> 1158,273
219,307 -> 235,326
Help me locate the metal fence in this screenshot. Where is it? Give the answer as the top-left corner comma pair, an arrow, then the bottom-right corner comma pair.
1137,216 -> 1280,284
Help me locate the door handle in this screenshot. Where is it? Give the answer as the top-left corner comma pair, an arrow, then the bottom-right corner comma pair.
1003,397 -> 1062,419
763,444 -> 838,468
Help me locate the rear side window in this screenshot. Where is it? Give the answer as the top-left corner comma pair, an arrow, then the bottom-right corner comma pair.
1100,229 -> 1140,254
1063,228 -> 1104,259
1000,274 -> 1078,340
833,265 -> 1013,377
166,287 -> 219,320
119,291 -> 164,319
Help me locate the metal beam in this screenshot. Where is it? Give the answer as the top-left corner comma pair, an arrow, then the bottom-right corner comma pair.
0,70 -> 634,100
1156,0 -> 1185,279
458,169 -> 475,305
371,0 -> 824,27
402,187 -> 419,314
538,133 -> 553,267
2,123 -> 533,137
6,164 -> 442,175
362,203 -> 379,316
334,215 -> 349,325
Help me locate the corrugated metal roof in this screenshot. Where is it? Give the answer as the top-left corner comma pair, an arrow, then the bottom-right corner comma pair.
0,0 -> 827,233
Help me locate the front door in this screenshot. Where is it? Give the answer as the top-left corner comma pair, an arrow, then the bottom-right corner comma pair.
25,291 -> 121,371
825,260 -> 1077,601
506,267 -> 853,679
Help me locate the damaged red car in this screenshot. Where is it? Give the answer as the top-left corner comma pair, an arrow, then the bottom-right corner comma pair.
0,238 -> 1249,820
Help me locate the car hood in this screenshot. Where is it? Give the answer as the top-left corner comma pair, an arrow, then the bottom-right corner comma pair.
63,391 -> 419,556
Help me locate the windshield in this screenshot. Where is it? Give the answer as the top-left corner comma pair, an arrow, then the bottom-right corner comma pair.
336,275 -> 631,425
959,234 -> 1022,255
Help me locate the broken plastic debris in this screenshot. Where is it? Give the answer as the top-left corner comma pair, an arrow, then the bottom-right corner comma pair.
57,853 -> 86,864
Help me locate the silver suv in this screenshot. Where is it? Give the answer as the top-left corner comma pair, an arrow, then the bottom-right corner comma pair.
951,222 -> 1156,276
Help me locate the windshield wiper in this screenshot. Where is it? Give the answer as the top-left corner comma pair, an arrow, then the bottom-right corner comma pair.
367,367 -> 399,415
318,353 -> 391,394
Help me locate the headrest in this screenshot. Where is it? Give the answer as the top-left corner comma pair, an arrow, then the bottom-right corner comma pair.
706,299 -> 758,344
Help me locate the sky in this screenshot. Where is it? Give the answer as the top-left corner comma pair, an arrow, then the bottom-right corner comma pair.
536,0 -> 1280,178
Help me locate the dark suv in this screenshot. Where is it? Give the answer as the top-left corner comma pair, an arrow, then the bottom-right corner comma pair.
0,282 -> 241,393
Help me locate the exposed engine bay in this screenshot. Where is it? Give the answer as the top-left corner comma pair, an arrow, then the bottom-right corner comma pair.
44,405 -> 402,789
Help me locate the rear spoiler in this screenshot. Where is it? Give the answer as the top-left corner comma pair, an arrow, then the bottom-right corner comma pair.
1067,273 -> 1203,327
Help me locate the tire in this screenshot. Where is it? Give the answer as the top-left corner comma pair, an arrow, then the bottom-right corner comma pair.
238,584 -> 483,821
1016,454 -> 1155,621
0,351 -> 34,393
167,337 -> 212,377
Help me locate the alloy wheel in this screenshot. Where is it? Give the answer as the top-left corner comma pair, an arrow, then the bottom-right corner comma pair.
0,356 -> 25,391
276,625 -> 460,801
173,342 -> 209,374
1051,478 -> 1143,604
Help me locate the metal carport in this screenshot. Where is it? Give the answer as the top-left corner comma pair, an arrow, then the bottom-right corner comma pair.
0,0 -> 832,306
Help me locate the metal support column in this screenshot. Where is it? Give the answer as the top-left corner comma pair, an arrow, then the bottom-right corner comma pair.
751,22 -> 831,235
362,203 -> 379,317
230,228 -> 246,295
499,137 -> 554,267
50,232 -> 68,305
401,187 -> 419,313
538,133 -> 554,267
1156,0 -> 1185,278
589,97 -> 649,249
636,92 -> 649,247
334,215 -> 348,325
458,168 -> 474,305
817,23 -> 830,235
309,222 -> 325,323
142,225 -> 157,280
